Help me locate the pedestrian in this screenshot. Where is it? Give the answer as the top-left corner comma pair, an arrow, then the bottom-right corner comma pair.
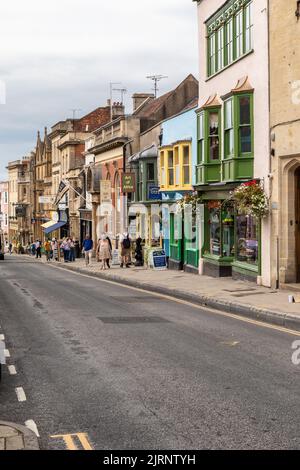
69,238 -> 76,262
120,231 -> 131,268
97,235 -> 111,270
44,239 -> 51,262
51,238 -> 58,261
106,235 -> 112,269
134,236 -> 144,266
61,238 -> 70,262
8,242 -> 12,255
82,235 -> 93,266
35,239 -> 41,259
31,242 -> 36,256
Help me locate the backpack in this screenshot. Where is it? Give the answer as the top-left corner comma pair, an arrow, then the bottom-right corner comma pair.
122,235 -> 131,249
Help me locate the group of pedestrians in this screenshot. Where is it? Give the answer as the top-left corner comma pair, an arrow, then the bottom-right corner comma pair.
27,231 -> 134,268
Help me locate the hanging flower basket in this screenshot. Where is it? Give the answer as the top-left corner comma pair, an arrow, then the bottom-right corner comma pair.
177,192 -> 202,212
231,180 -> 269,218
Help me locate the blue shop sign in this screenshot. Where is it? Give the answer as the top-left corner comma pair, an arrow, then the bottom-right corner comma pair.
153,249 -> 167,270
148,184 -> 162,200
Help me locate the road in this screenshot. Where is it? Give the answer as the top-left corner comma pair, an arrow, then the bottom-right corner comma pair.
0,255 -> 299,450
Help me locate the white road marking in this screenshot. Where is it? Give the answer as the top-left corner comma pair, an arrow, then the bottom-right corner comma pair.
8,365 -> 17,375
15,387 -> 27,402
48,263 -> 300,338
0,334 -> 4,340
4,349 -> 10,357
25,420 -> 40,437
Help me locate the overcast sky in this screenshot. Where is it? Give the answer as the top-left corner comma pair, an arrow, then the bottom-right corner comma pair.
0,0 -> 198,180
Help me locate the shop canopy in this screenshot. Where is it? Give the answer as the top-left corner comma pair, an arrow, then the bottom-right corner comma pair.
43,221 -> 67,234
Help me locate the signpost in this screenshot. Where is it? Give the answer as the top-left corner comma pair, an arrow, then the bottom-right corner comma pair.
152,249 -> 167,270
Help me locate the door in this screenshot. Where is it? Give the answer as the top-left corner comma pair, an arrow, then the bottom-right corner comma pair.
295,168 -> 300,282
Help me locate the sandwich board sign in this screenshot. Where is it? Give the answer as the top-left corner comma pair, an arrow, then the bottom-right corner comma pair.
152,249 -> 167,271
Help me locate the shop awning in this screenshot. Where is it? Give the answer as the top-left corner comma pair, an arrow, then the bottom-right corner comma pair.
41,220 -> 54,229
43,221 -> 67,234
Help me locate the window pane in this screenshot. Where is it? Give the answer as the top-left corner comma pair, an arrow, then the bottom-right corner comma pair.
199,113 -> 204,139
236,214 -> 258,265
198,140 -> 204,163
210,137 -> 219,160
240,96 -> 250,124
209,112 -> 219,135
217,27 -> 224,70
222,207 -> 235,257
225,129 -> 234,157
147,163 -> 154,181
174,147 -> 179,165
240,126 -> 251,153
209,34 -> 216,75
225,100 -> 232,128
168,169 -> 174,186
168,151 -> 174,168
183,146 -> 189,165
235,11 -> 243,58
225,19 -> 233,64
183,166 -> 190,185
245,3 -> 253,52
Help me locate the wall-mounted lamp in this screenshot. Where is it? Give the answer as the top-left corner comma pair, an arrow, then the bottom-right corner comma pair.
296,1 -> 300,20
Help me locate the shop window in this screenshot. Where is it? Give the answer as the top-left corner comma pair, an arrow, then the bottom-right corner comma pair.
208,111 -> 220,161
208,201 -> 221,256
224,99 -> 234,158
239,96 -> 252,154
236,214 -> 258,265
147,162 -> 154,182
183,146 -> 190,185
168,150 -> 174,186
222,206 -> 235,257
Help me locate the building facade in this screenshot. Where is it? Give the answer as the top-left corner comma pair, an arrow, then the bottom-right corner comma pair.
0,181 -> 9,241
194,0 -> 271,286
269,0 -> 300,287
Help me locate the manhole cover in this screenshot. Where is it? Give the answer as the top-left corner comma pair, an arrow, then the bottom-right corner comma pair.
98,316 -> 170,324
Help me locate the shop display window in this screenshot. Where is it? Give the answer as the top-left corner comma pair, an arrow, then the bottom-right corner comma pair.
236,214 -> 258,265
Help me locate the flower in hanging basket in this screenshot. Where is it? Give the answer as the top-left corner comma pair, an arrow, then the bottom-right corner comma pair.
233,181 -> 269,218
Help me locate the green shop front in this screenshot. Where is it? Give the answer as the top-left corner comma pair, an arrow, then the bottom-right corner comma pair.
195,79 -> 261,282
199,186 -> 260,281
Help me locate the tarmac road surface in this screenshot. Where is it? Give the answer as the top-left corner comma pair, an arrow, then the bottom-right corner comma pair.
0,255 -> 299,450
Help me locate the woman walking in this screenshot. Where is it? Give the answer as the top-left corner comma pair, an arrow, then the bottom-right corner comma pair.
97,235 -> 111,270
51,238 -> 58,261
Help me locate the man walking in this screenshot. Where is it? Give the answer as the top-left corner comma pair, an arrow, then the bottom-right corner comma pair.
120,231 -> 131,268
44,239 -> 51,262
82,235 -> 93,266
35,240 -> 41,259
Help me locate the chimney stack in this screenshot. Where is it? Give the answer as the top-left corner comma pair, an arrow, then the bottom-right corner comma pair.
132,93 -> 155,112
112,102 -> 125,119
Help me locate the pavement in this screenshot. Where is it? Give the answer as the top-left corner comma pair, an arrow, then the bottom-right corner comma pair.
0,422 -> 39,450
41,255 -> 300,331
1,255 -> 300,449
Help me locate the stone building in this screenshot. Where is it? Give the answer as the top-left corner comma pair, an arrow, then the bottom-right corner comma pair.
0,181 -> 9,241
7,155 -> 34,246
269,0 -> 300,286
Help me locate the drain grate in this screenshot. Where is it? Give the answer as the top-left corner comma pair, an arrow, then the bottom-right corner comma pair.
108,296 -> 161,303
231,292 -> 264,297
98,316 -> 170,324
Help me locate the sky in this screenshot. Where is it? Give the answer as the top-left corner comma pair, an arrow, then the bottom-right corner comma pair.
0,0 -> 198,181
